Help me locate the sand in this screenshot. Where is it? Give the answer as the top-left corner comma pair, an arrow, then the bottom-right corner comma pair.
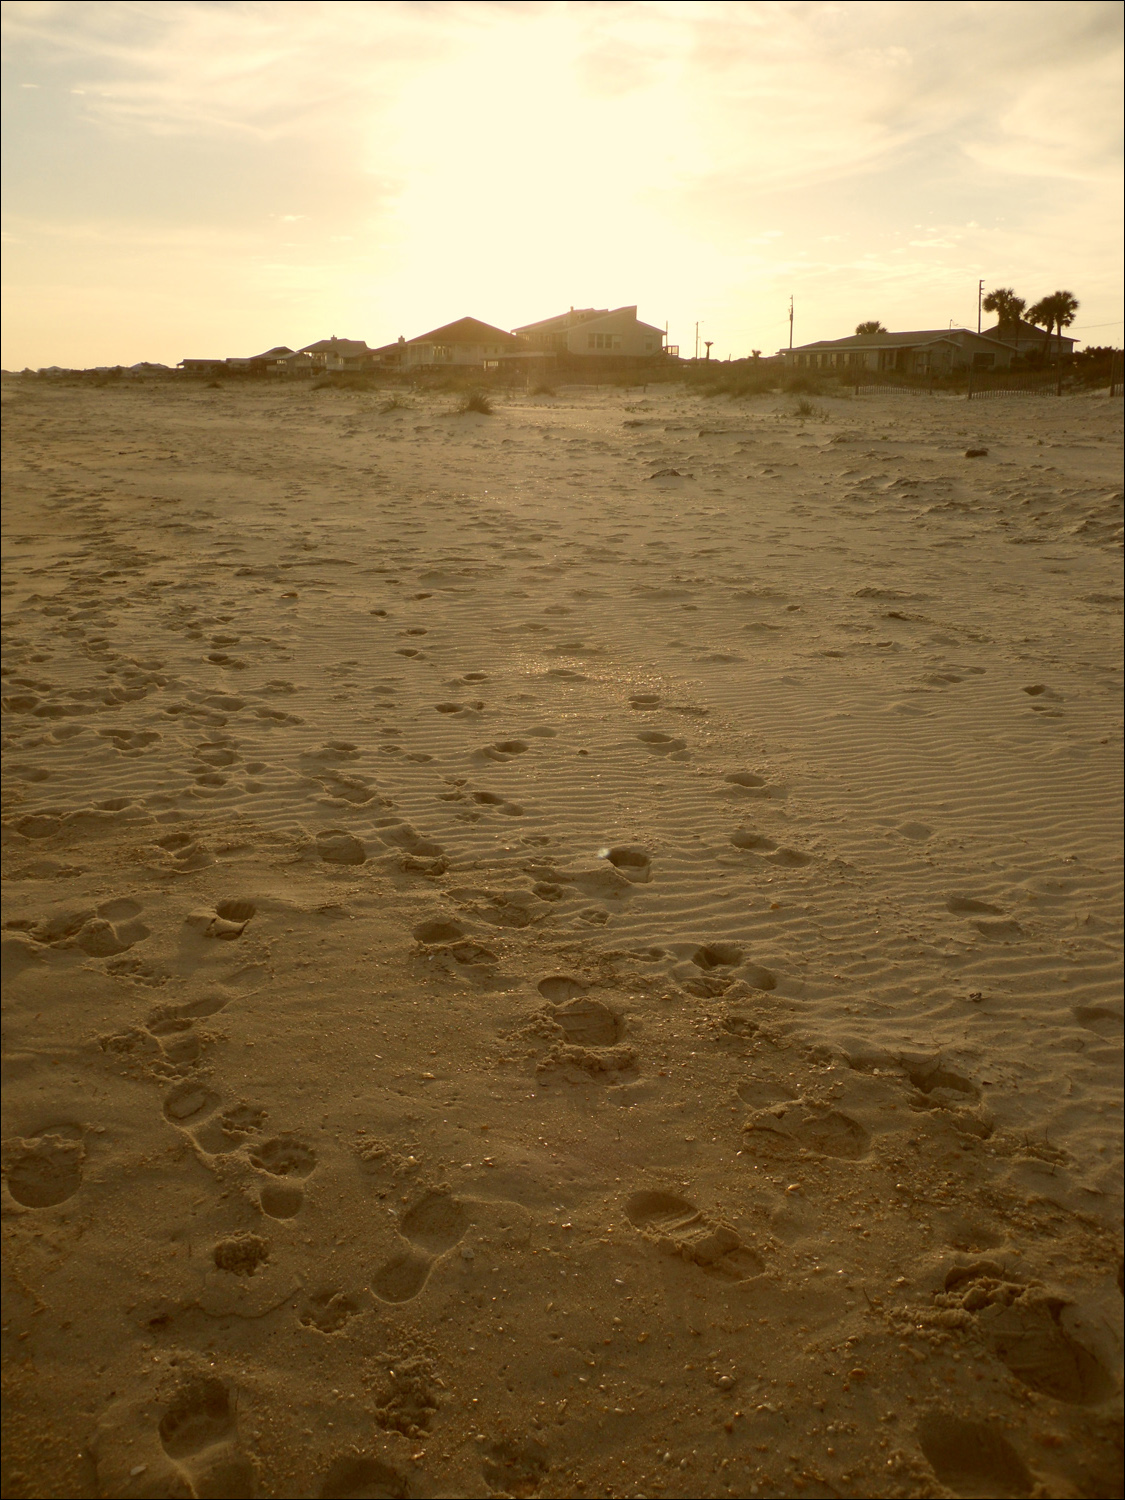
1,374 -> 1122,1500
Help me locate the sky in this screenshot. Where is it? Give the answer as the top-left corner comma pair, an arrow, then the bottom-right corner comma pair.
2,0 -> 1122,368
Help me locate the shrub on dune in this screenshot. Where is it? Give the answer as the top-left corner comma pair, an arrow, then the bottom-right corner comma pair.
459,391 -> 494,415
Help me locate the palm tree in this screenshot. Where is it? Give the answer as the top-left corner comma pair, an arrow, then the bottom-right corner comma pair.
855,321 -> 886,335
1028,291 -> 1080,363
1026,298 -> 1054,362
981,287 -> 1025,338
1045,290 -> 1079,361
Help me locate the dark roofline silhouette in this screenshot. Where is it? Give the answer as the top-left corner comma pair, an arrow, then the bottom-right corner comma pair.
407,317 -> 519,346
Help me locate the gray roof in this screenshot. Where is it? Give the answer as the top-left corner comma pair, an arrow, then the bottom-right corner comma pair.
790,329 -> 1012,353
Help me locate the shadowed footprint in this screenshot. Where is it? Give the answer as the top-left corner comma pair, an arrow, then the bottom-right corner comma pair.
692,943 -> 742,970
745,1101 -> 870,1159
475,739 -> 529,763
319,1455 -> 411,1499
371,1250 -> 432,1304
636,730 -> 686,754
413,918 -> 465,944
764,847 -> 813,868
603,845 -> 652,882
316,830 -> 366,864
551,997 -> 621,1046
157,1376 -> 257,1498
538,975 -> 588,1002
2,1132 -> 84,1208
626,1189 -> 763,1279
373,1190 -> 468,1304
730,831 -> 777,851
724,771 -> 765,788
947,896 -> 1004,915
916,1412 -> 1032,1500
248,1135 -> 316,1178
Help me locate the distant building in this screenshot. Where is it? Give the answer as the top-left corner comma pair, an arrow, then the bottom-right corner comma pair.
514,305 -> 665,357
781,328 -> 1015,374
225,345 -> 293,372
982,318 -> 1076,359
299,336 -> 374,372
178,357 -> 227,375
373,317 -> 523,370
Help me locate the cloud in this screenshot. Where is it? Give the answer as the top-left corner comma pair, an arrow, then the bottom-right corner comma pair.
2,0 -> 1120,366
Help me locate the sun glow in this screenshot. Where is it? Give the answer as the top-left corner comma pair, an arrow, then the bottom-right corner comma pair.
1,1 -> 1121,367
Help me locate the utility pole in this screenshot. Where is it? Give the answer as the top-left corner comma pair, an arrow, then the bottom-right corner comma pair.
977,279 -> 984,334
694,321 -> 701,360
788,296 -> 794,349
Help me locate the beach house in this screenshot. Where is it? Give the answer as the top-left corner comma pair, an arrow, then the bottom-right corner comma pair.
781,328 -> 1015,374
513,306 -> 666,357
981,318 -> 1077,360
373,318 -> 522,370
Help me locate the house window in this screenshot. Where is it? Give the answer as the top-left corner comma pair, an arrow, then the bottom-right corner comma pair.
588,335 -> 596,349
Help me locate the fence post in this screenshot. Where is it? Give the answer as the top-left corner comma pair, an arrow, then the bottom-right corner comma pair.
966,362 -> 973,401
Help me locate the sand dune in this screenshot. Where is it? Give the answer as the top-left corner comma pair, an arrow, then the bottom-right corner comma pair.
2,376 -> 1122,1499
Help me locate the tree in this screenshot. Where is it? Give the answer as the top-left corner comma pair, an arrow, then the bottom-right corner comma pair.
855,320 -> 886,335
981,287 -> 1026,334
1028,290 -> 1079,362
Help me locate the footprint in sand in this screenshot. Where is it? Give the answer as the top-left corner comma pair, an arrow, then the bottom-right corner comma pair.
248,1134 -> 318,1217
193,743 -> 239,768
946,895 -> 1004,915
319,1455 -> 413,1499
636,729 -> 687,755
972,917 -> 1025,941
103,992 -> 229,1072
722,770 -> 782,798
737,1076 -> 798,1109
162,1084 -> 312,1217
916,1412 -> 1033,1500
98,727 -> 162,754
942,1265 -> 1114,1405
378,824 -> 444,859
480,1437 -> 550,1498
372,1189 -> 469,1303
7,900 -> 149,958
625,1189 -> 763,1279
211,1233 -> 270,1276
730,830 -> 777,852
185,899 -> 257,939
413,917 -> 466,944
301,741 -> 361,763
470,789 -> 525,817
535,980 -> 633,1079
764,846 -> 814,868
474,739 -> 530,763
2,1129 -> 85,1208
600,845 -> 652,882
743,1100 -> 870,1159
316,829 -> 367,864
157,1375 -> 257,1499
153,831 -> 215,872
540,979 -> 623,1045
299,1288 -> 364,1334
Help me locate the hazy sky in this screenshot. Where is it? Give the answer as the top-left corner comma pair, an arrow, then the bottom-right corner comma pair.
2,0 -> 1122,368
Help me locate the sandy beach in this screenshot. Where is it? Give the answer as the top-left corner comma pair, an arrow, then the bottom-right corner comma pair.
2,375 -> 1122,1500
